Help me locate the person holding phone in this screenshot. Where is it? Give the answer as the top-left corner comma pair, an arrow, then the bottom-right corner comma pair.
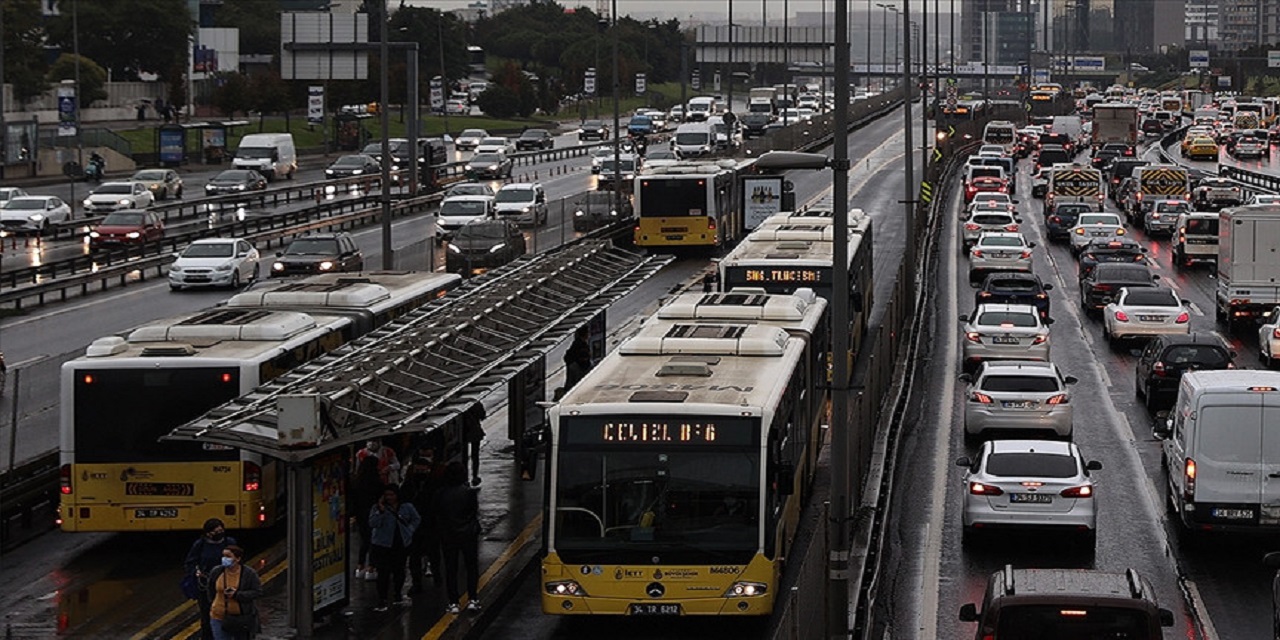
206,546 -> 262,640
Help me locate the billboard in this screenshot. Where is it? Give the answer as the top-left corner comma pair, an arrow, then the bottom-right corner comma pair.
743,176 -> 784,230
1189,50 -> 1210,69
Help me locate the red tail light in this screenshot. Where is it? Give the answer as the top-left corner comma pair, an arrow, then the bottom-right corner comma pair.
1273,328 -> 1280,339
1050,215 -> 1061,223
998,187 -> 1008,193
964,222 -> 980,230
60,464 -> 72,495
1175,311 -> 1190,324
972,392 -> 994,404
972,249 -> 984,257
1032,334 -> 1048,344
1045,394 -> 1069,405
1153,361 -> 1167,377
1060,485 -> 1094,498
969,482 -> 1004,496
1005,224 -> 1020,232
1094,283 -> 1112,291
1114,310 -> 1130,322
965,332 -> 982,343
1184,458 -> 1197,501
243,462 -> 261,492
1020,250 -> 1032,259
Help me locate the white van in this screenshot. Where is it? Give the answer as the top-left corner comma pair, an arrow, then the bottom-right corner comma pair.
671,122 -> 713,157
1158,370 -> 1280,533
982,120 -> 1018,156
233,133 -> 297,181
685,96 -> 718,122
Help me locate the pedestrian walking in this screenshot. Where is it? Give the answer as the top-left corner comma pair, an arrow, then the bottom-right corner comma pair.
206,545 -> 262,640
433,462 -> 482,614
402,450 -> 443,593
184,518 -> 237,640
368,485 -> 421,611
357,439 -> 403,485
350,454 -> 382,581
462,403 -> 486,486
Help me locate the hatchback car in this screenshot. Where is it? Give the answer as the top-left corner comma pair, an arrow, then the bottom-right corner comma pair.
1231,135 -> 1267,158
464,152 -> 513,180
87,210 -> 164,248
960,361 -> 1078,441
454,128 -> 489,151
436,194 -> 494,243
1068,212 -> 1126,253
205,169 -> 268,196
1080,263 -> 1160,314
1143,198 -> 1189,236
960,304 -> 1053,370
515,128 -> 555,151
324,154 -> 380,179
974,273 -> 1053,319
168,238 -> 260,290
966,192 -> 1016,216
271,232 -> 364,277
968,233 -> 1034,282
130,169 -> 184,200
445,219 -> 527,275
1043,202 -> 1091,241
1135,333 -> 1235,410
572,190 -> 633,232
494,183 -> 548,226
578,120 -> 610,141
956,440 -> 1101,546
961,211 -> 1020,249
1102,287 -> 1191,346
1077,237 -> 1147,280
0,196 -> 72,233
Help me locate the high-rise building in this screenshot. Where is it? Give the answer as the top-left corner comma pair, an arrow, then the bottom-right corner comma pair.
963,0 -> 1019,62
985,12 -> 1036,65
1186,1 -> 1220,46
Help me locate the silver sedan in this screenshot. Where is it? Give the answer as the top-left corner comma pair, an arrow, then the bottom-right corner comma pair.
961,210 -> 1020,249
968,232 -> 1035,282
1102,286 -> 1191,347
956,439 -> 1102,548
961,304 -> 1053,370
1068,212 -> 1127,253
960,360 -> 1076,440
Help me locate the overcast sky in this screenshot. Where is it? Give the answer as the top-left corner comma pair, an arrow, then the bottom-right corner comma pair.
404,1 -> 948,20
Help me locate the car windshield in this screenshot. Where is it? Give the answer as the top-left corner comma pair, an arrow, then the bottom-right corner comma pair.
100,213 -> 145,226
1155,202 -> 1188,213
988,279 -> 1037,293
333,156 -> 368,167
285,239 -> 339,255
460,129 -> 486,138
972,214 -> 1013,225
583,121 -> 604,128
1163,345 -> 1230,367
976,311 -> 1037,327
238,146 -> 274,159
4,199 -> 45,210
1078,214 -> 1119,225
675,132 -> 709,145
647,150 -> 677,160
974,195 -> 1008,204
446,184 -> 491,197
182,243 -> 235,258
134,171 -> 166,181
440,200 -> 489,216
94,184 -> 133,195
1185,217 -> 1219,234
980,236 -> 1024,247
1056,205 -> 1091,214
457,223 -> 508,239
472,153 -> 503,164
600,159 -> 636,172
985,452 -> 1078,477
993,605 -> 1149,638
480,138 -> 506,147
520,130 -> 548,139
1125,289 -> 1179,306
980,374 -> 1060,393
496,189 -> 534,203
574,192 -> 616,207
215,171 -> 252,182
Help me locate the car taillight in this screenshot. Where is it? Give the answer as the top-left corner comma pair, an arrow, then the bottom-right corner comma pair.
60,464 -> 72,495
965,332 -> 982,343
1032,335 -> 1047,344
1045,393 -> 1069,405
1036,292 -> 1047,299
1175,311 -> 1190,324
971,392 -> 994,403
1115,228 -> 1126,235
964,222 -> 980,230
1005,224 -> 1019,232
1049,215 -> 1060,224
1273,327 -> 1280,339
1060,485 -> 1094,498
243,462 -> 261,492
1020,250 -> 1032,259
1153,361 -> 1167,377
1075,228 -> 1085,235
979,291 -> 992,298
1094,283 -> 1112,291
998,187 -> 1008,193
972,249 -> 984,257
969,482 -> 1004,496
1184,458 -> 1197,501
1114,310 -> 1130,322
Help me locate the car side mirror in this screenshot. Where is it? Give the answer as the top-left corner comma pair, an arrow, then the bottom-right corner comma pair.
1086,460 -> 1103,471
957,372 -> 973,383
958,603 -> 980,623
958,314 -> 969,323
1182,299 -> 1192,306
1152,274 -> 1160,280
954,456 -> 972,468
1263,551 -> 1280,569
1064,375 -> 1078,384
1042,283 -> 1054,291
1043,317 -> 1055,325
1153,416 -> 1172,439
1012,199 -> 1021,204
276,251 -> 283,257
1028,241 -> 1037,248
1159,608 -> 1175,628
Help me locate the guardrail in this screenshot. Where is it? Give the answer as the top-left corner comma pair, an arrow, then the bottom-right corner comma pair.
1218,164 -> 1280,194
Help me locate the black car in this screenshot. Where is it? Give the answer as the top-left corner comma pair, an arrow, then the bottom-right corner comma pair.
465,152 -> 513,180
445,219 -> 527,275
271,232 -> 364,277
1034,144 -> 1072,171
1039,132 -> 1075,155
577,120 -> 609,142
974,272 -> 1054,319
324,154 -> 380,179
572,190 -> 633,232
1090,148 -> 1119,169
1077,237 -> 1147,280
1140,118 -> 1164,136
515,129 -> 555,151
204,169 -> 268,196
1106,158 -> 1146,202
1044,202 -> 1093,241
740,113 -> 772,139
1080,263 -> 1159,314
1134,333 -> 1234,410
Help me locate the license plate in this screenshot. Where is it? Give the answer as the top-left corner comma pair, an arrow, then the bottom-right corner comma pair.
992,336 -> 1020,344
1009,493 -> 1053,504
664,235 -> 685,241
1212,508 -> 1254,520
1002,401 -> 1035,409
1138,315 -> 1165,322
629,603 -> 682,616
1090,230 -> 1110,236
134,508 -> 179,518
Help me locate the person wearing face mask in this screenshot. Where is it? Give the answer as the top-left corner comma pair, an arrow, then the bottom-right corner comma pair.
206,545 -> 262,640
184,518 -> 238,640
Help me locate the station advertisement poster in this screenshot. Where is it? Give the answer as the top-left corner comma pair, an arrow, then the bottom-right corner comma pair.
743,175 -> 783,230
308,86 -> 325,124
312,450 -> 348,613
158,127 -> 185,165
57,86 -> 77,137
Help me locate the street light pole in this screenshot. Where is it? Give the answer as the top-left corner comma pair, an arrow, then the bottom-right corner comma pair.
727,0 -> 734,112
378,0 -> 393,270
611,0 -> 622,224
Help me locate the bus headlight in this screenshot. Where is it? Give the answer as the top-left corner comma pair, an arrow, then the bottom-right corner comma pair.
724,582 -> 767,597
546,580 -> 587,596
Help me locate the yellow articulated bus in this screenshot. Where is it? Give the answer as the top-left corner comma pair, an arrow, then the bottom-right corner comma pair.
633,159 -> 756,250
59,272 -> 460,532
543,293 -> 828,616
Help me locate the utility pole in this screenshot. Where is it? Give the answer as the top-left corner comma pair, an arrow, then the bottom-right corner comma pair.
728,0 -> 734,112
903,0 -> 915,267
611,0 -> 622,225
378,0 -> 393,270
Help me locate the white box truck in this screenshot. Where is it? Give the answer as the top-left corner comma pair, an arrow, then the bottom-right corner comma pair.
233,133 -> 297,181
1216,204 -> 1280,328
1091,103 -> 1138,149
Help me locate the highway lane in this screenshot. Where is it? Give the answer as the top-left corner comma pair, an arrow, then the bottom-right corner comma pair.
880,139 -> 1275,640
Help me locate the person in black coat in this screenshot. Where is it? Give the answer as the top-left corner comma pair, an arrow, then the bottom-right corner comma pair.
350,455 -> 383,580
564,326 -> 593,389
402,450 -> 443,593
184,518 -> 237,640
431,462 -> 482,614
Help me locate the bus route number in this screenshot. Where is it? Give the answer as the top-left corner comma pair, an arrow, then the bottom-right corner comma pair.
602,422 -> 718,444
743,268 -> 824,284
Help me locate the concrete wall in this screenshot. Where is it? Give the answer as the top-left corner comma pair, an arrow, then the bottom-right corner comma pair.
2,82 -> 168,124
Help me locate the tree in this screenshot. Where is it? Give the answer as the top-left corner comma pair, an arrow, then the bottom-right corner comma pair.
2,0 -> 50,103
491,61 -> 537,118
212,0 -> 279,57
210,72 -> 251,119
47,0 -> 193,83
249,72 -> 291,131
475,84 -> 519,119
46,53 -> 108,106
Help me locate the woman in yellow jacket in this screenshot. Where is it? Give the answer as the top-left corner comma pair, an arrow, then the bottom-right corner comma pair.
206,545 -> 263,640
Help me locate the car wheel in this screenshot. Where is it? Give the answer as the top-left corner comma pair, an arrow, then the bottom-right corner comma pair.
960,526 -> 978,547
175,187 -> 183,200
230,270 -> 241,289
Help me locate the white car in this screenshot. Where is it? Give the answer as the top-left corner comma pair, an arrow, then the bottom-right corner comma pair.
1102,286 -> 1191,347
960,361 -> 1077,441
0,187 -> 29,205
0,195 -> 72,233
961,210 -> 1020,248
168,237 -> 261,290
968,232 -> 1035,281
1068,212 -> 1126,253
960,303 -> 1053,370
589,148 -> 614,174
965,193 -> 1016,217
454,128 -> 490,151
1247,194 -> 1280,205
436,194 -> 494,242
1260,305 -> 1280,368
475,137 -> 514,155
83,181 -> 155,214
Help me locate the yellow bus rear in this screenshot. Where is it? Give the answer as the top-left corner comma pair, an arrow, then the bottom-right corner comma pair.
542,552 -> 778,615
634,215 -> 722,248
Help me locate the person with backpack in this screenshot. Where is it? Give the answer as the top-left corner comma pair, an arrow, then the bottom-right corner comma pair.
184,518 -> 237,640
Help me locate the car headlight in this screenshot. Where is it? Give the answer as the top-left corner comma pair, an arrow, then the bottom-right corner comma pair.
28,214 -> 44,222
724,582 -> 768,597
610,209 -> 618,216
319,260 -> 335,271
126,231 -> 141,239
83,199 -> 92,207
235,185 -> 246,191
169,265 -> 183,273
521,206 -> 531,213
149,183 -> 159,190
574,210 -> 584,216
352,169 -> 363,175
465,165 -> 473,170
215,263 -> 234,272
325,169 -> 334,175
488,242 -> 506,253
88,231 -> 100,238
447,243 -> 462,254
118,199 -> 131,206
272,262 -> 285,271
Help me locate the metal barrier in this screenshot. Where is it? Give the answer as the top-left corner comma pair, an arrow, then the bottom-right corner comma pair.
1220,164 -> 1280,194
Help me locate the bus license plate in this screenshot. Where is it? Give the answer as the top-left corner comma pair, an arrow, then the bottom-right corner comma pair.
134,508 -> 179,519
629,603 -> 681,616
1212,508 -> 1254,520
664,235 -> 685,241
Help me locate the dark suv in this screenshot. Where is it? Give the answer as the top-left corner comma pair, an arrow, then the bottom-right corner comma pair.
271,232 -> 364,277
974,272 -> 1053,319
1077,237 -> 1147,280
1044,202 -> 1093,241
1080,263 -> 1159,314
1134,333 -> 1234,411
1107,158 -> 1146,202
960,566 -> 1174,640
515,128 -> 555,151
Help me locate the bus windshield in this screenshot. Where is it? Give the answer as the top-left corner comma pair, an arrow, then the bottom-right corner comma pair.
638,178 -> 708,217
72,367 -> 241,463
553,416 -> 760,564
